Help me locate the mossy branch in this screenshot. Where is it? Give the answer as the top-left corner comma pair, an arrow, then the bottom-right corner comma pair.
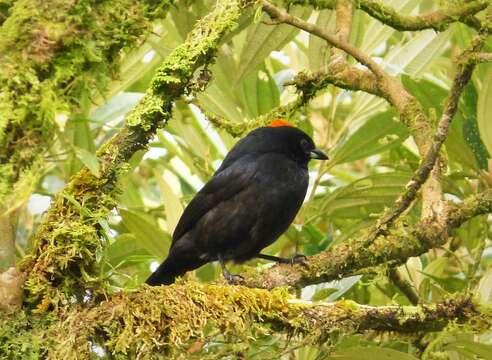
282,0 -> 488,31
238,189 -> 492,290
0,0 -> 176,218
473,52 -> 492,63
358,0 -> 488,32
368,31 -> 488,243
5,283 -> 488,357
22,0 -> 245,306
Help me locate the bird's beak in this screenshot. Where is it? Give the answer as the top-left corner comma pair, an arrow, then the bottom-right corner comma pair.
310,148 -> 329,160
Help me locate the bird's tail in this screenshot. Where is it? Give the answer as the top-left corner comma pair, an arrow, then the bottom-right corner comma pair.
145,254 -> 206,286
145,257 -> 183,286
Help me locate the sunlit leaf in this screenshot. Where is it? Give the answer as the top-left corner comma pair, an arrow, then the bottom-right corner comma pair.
236,6 -> 310,81
154,169 -> 184,233
330,111 -> 408,165
119,209 -> 170,258
328,347 -> 419,360
477,64 -> 492,157
323,172 -> 411,219
447,341 -> 492,359
73,146 -> 100,178
308,10 -> 334,72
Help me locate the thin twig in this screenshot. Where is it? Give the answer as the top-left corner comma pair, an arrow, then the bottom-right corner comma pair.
368,32 -> 488,242
388,267 -> 420,305
262,0 -> 388,80
473,52 -> 492,63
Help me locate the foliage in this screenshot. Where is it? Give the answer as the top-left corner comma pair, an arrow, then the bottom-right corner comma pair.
1,0 -> 492,359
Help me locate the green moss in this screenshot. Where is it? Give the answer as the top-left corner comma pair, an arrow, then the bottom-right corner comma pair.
23,0 -> 244,307
48,283 -> 291,357
0,0 -> 174,209
0,310 -> 54,359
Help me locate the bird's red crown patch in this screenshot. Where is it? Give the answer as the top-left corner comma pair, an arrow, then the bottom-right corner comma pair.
268,119 -> 295,128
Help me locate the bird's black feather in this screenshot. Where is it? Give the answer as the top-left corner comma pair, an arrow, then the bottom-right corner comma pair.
146,126 -> 327,285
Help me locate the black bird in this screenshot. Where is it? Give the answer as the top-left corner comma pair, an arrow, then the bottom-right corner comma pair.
146,120 -> 328,285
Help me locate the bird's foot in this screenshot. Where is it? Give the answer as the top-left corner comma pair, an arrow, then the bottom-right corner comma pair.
218,255 -> 243,284
288,254 -> 307,266
223,272 -> 244,284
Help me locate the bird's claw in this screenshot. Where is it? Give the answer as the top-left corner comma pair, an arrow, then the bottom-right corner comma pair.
290,254 -> 307,265
224,273 -> 244,284
289,254 -> 308,267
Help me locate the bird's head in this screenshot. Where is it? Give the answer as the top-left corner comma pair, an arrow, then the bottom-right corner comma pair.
243,120 -> 329,166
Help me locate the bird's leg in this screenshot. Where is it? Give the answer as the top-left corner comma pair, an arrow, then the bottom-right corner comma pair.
218,255 -> 243,284
257,253 -> 307,266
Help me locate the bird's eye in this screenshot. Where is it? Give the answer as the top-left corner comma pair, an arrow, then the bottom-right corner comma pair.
300,139 -> 310,151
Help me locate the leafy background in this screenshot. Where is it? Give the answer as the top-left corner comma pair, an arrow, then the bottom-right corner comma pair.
15,0 -> 492,358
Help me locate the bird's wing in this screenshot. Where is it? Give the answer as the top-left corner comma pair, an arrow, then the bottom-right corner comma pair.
172,155 -> 258,244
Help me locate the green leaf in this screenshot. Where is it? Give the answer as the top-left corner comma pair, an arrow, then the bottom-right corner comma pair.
404,29 -> 452,75
239,67 -> 280,118
256,69 -> 280,114
329,347 -> 418,360
477,267 -> 492,304
330,111 -> 408,165
402,76 -> 481,170
477,64 -> 492,157
198,83 -> 245,122
236,6 -> 310,81
309,276 -> 362,302
154,170 -> 184,233
104,234 -> 151,270
447,341 -> 492,359
61,193 -> 92,218
119,209 -> 170,258
357,0 -> 419,54
460,84 -> 490,169
323,172 -> 411,219
308,10 -> 334,72
401,75 -> 447,116
90,92 -> 143,125
311,288 -> 338,301
73,146 -> 101,178
118,176 -> 145,209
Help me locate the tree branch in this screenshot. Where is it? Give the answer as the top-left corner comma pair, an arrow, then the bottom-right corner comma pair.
0,212 -> 15,271
21,0 -> 245,306
23,284 -> 488,357
0,267 -> 24,313
447,188 -> 492,229
388,267 -> 420,305
369,31 -> 488,241
473,52 -> 492,63
0,0 -> 177,217
331,0 -> 353,61
262,0 -> 388,80
358,0 -> 488,32
238,189 -> 492,290
292,65 -> 382,99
